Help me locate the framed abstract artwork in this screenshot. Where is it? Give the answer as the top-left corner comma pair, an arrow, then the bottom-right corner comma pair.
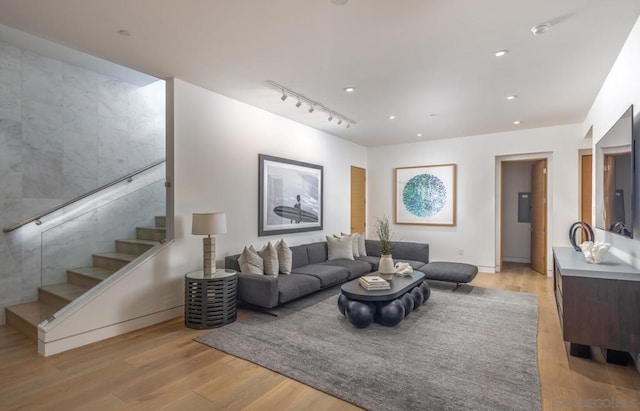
258,154 -> 323,236
395,164 -> 457,226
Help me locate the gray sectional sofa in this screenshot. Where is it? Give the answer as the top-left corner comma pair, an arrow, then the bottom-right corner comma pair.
225,239 -> 477,309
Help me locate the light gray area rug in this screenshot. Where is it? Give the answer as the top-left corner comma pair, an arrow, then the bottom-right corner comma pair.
196,284 -> 540,411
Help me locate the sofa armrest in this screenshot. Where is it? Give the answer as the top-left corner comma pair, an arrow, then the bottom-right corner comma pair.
236,273 -> 279,308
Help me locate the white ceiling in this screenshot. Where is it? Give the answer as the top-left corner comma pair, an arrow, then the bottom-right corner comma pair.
0,0 -> 638,146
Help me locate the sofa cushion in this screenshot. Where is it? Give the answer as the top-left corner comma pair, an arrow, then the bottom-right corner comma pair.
291,264 -> 349,287
357,256 -> 380,271
327,235 -> 354,261
306,242 -> 328,264
290,245 -> 309,269
365,240 -> 428,263
358,234 -> 367,256
321,259 -> 372,279
422,262 -> 478,283
278,274 -> 322,304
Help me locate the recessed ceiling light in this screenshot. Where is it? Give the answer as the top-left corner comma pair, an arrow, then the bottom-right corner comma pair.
388,115 -> 396,120
117,29 -> 130,36
495,49 -> 509,57
513,120 -> 521,125
429,113 -> 437,117
531,24 -> 550,36
344,87 -> 355,93
417,133 -> 423,137
506,95 -> 518,100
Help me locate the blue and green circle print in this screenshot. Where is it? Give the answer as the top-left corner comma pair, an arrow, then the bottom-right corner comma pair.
403,174 -> 446,217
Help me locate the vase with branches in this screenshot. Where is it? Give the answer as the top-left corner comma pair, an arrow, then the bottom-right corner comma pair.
374,216 -> 395,277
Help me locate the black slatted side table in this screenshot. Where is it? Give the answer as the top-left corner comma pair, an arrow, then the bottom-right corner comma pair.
184,269 -> 237,329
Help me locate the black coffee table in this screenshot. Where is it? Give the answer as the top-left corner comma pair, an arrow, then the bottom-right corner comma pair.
338,271 -> 430,328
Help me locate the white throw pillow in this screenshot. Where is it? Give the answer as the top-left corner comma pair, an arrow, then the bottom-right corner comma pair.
259,242 -> 279,276
327,235 -> 354,260
238,246 -> 264,274
341,232 -> 360,257
358,233 -> 367,256
275,239 -> 293,274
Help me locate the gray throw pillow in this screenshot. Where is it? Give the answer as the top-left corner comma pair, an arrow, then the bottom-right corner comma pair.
327,235 -> 354,260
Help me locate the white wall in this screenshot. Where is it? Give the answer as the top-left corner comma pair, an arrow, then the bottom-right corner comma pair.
170,79 -> 368,270
584,16 -> 640,266
501,161 -> 533,263
368,124 -> 589,273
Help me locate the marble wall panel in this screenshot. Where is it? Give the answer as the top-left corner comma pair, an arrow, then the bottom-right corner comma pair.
98,77 -> 129,119
21,147 -> 63,199
63,63 -> 99,92
0,66 -> 21,123
63,85 -> 98,136
22,99 -> 63,153
0,119 -> 22,172
0,278 -> 21,323
22,52 -> 63,106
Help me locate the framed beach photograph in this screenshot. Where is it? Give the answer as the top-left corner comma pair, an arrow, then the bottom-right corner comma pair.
395,164 -> 457,226
258,154 -> 323,236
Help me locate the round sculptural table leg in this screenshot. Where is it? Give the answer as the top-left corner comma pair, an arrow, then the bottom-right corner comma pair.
410,287 -> 424,307
419,282 -> 431,304
338,293 -> 348,315
345,300 -> 375,328
376,299 -> 405,327
400,293 -> 415,318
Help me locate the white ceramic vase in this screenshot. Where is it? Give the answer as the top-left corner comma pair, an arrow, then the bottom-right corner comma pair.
379,254 -> 395,280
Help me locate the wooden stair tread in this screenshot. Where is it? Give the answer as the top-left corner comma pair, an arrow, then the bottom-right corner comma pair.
93,252 -> 138,262
116,239 -> 160,246
40,283 -> 91,302
5,302 -> 57,326
67,266 -> 114,280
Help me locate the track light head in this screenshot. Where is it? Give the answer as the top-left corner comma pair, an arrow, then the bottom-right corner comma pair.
281,90 -> 287,101
308,104 -> 315,113
328,113 -> 334,122
337,118 -> 343,125
346,122 -> 351,128
296,97 -> 302,108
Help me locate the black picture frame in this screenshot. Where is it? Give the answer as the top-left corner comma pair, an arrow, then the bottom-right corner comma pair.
258,154 -> 323,236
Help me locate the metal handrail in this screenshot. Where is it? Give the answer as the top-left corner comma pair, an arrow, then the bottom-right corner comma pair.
2,159 -> 166,233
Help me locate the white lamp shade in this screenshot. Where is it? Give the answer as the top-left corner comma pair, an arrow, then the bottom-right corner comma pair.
192,212 -> 227,235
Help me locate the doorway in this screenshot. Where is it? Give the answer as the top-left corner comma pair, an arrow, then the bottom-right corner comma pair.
499,159 -> 548,275
350,166 -> 366,234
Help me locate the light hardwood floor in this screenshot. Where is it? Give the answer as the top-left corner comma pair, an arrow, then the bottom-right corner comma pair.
1,264 -> 639,410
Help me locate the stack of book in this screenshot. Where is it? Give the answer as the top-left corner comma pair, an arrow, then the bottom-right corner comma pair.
359,275 -> 391,290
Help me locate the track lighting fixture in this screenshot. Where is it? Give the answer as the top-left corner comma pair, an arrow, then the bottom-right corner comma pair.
267,80 -> 356,128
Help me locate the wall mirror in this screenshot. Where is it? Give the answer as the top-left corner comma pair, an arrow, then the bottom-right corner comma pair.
595,105 -> 634,238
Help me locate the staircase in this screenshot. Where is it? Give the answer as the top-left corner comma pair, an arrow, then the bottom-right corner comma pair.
5,216 -> 166,342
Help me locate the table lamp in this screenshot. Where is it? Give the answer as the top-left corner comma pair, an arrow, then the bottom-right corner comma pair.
192,212 -> 227,275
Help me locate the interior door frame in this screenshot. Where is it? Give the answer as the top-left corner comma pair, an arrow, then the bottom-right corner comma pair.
495,152 -> 553,275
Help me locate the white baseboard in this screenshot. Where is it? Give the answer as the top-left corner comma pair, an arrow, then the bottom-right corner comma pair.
38,306 -> 183,357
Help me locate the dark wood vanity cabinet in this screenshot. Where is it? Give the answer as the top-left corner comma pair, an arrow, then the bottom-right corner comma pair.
553,247 -> 640,362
